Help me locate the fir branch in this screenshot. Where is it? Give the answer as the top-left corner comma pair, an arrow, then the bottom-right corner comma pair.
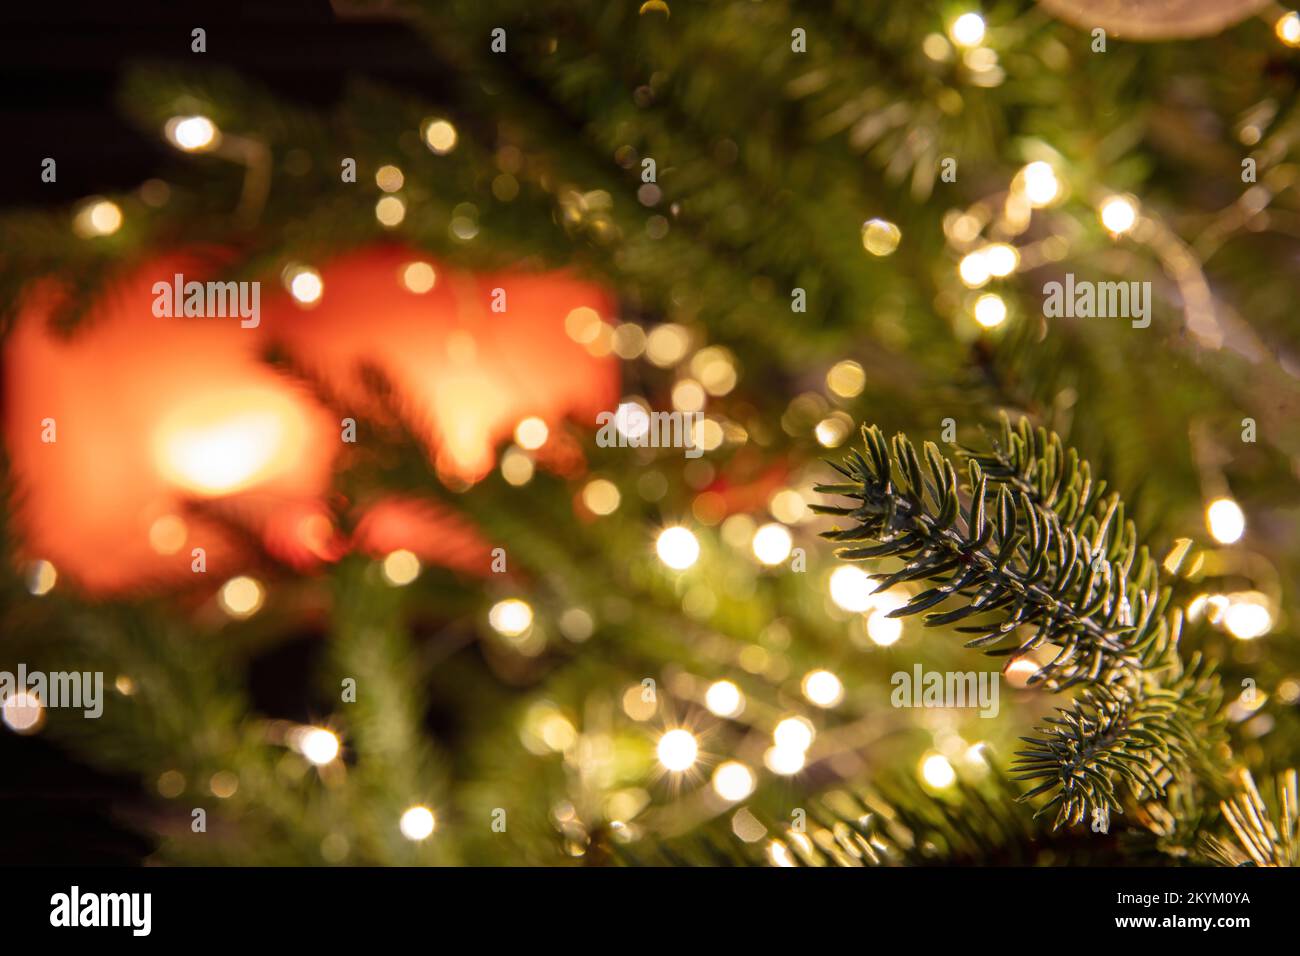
815,414 -> 1230,828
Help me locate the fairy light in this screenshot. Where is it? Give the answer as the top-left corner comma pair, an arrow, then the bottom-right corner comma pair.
73,198 -> 123,238
422,118 -> 458,155
382,549 -> 421,586
27,560 -> 57,596
861,218 -> 902,256
1005,657 -> 1040,688
751,523 -> 793,566
285,265 -> 324,305
218,576 -> 264,619
656,526 -> 700,570
164,115 -> 220,152
489,599 -> 533,637
1277,12 -> 1300,46
1017,161 -> 1060,207
1206,497 -> 1245,544
801,669 -> 844,708
983,243 -> 1019,277
705,680 -> 744,718
712,761 -> 756,801
920,752 -> 956,788
829,565 -> 874,612
399,806 -> 436,841
1223,598 -> 1273,640
764,745 -> 806,775
514,417 -> 549,450
826,360 -> 866,398
148,515 -> 187,554
375,195 -> 406,227
401,261 -> 437,293
501,446 -> 534,486
1099,195 -> 1138,235
973,293 -> 1007,328
375,164 -> 405,193
958,251 -> 991,288
2,691 -> 44,734
773,716 -> 814,753
298,727 -> 340,766
949,12 -> 986,49
865,609 -> 904,646
581,478 -> 621,515
657,728 -> 699,772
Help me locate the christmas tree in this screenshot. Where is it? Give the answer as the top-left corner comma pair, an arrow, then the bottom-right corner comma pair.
1,0 -> 1298,870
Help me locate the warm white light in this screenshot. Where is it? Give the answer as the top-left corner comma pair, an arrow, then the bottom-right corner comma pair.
423,118 -> 458,154
401,261 -> 437,293
764,745 -> 806,776
983,243 -> 1019,277
861,218 -> 902,256
829,565 -> 874,612
705,680 -> 744,718
751,523 -> 793,566
219,576 -> 264,619
773,716 -> 814,753
1224,601 -> 1272,640
165,115 -> 219,152
656,526 -> 700,570
973,293 -> 1007,328
514,417 -> 549,450
1099,195 -> 1138,235
581,478 -> 621,516
958,251 -> 991,288
949,12 -> 986,49
382,549 -> 421,586
712,761 -> 756,801
2,691 -> 44,734
1206,497 -> 1245,544
921,752 -> 956,788
288,267 -> 324,305
866,609 -> 904,646
657,728 -> 699,772
73,198 -> 123,238
400,805 -> 436,840
1019,161 -> 1059,207
801,670 -> 844,708
1277,11 -> 1300,46
299,727 -> 340,766
489,599 -> 533,637
154,390 -> 308,496
27,560 -> 57,596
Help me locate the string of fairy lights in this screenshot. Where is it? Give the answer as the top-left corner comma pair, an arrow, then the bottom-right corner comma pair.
6,5 -> 1298,859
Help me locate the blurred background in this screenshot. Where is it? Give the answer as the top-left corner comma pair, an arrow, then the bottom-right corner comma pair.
0,0 -> 1298,866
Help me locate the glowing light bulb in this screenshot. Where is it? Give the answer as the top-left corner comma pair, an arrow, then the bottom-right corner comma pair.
286,266 -> 324,305
712,761 -> 756,801
983,243 -> 1019,277
489,599 -> 533,637
73,198 -> 123,238
1206,497 -> 1245,544
218,576 -> 264,619
705,680 -> 744,718
764,745 -> 806,775
973,293 -> 1007,328
1277,11 -> 1300,46
773,716 -> 814,753
861,218 -> 902,256
829,565 -> 875,612
2,691 -> 44,734
656,526 -> 700,570
165,115 -> 219,152
657,728 -> 699,771
949,12 -> 986,49
1099,195 -> 1138,235
422,118 -> 458,155
514,417 -> 549,450
382,549 -> 421,586
866,609 -> 904,646
1224,599 -> 1272,640
958,251 -> 991,288
801,670 -> 844,708
27,560 -> 57,596
751,523 -> 793,566
921,752 -> 956,788
1018,161 -> 1060,207
400,806 -> 436,840
581,478 -> 621,515
401,261 -> 437,293
299,727 -> 340,765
